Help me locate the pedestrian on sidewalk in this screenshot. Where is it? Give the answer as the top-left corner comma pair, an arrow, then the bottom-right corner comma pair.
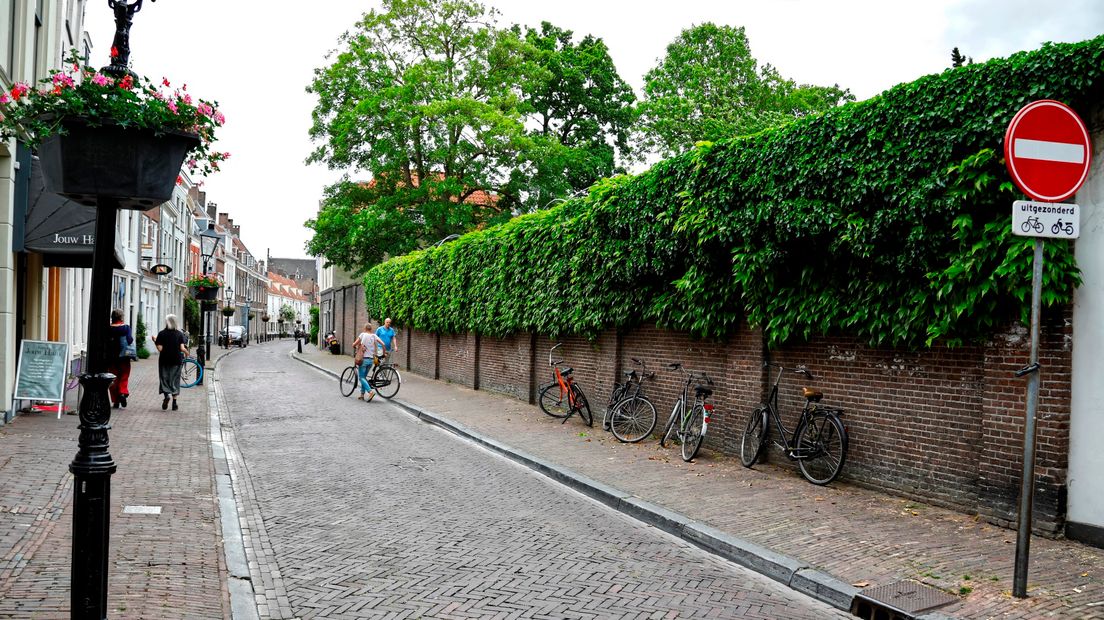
108,309 -> 135,409
354,323 -> 385,402
154,314 -> 189,411
375,317 -> 399,367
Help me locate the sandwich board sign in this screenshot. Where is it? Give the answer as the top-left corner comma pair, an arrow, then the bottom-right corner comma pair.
14,340 -> 70,418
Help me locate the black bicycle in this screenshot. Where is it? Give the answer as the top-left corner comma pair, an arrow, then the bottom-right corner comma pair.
340,356 -> 402,400
739,363 -> 848,485
659,363 -> 715,462
602,358 -> 657,443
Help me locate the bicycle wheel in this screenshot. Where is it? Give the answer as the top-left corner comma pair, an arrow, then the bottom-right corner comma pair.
740,406 -> 769,467
795,411 -> 848,485
681,404 -> 706,462
538,383 -> 571,418
373,366 -> 401,399
339,366 -> 358,397
610,396 -> 657,443
659,401 -> 681,447
571,383 -> 593,427
180,358 -> 203,389
602,383 -> 626,431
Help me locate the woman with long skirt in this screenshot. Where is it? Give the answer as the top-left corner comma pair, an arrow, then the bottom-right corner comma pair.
154,314 -> 189,410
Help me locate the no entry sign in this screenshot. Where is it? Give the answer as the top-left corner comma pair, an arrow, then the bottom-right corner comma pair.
1004,100 -> 1092,203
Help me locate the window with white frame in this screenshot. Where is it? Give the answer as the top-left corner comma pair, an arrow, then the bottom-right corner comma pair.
0,1 -> 15,84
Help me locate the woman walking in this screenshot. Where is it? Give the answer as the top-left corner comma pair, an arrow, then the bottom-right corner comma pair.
154,314 -> 189,410
108,309 -> 134,408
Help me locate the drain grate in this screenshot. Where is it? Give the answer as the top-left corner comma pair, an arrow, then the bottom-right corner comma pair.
392,457 -> 435,471
851,580 -> 958,620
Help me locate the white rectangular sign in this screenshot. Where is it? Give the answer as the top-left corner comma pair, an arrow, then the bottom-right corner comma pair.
1012,201 -> 1080,239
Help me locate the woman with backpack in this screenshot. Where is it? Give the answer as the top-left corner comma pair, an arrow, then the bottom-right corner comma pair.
108,309 -> 135,408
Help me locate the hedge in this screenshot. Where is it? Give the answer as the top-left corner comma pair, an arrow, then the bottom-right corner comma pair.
365,36 -> 1104,348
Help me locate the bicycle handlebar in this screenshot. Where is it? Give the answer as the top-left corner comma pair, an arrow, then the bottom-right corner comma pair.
549,343 -> 563,367
763,362 -> 814,379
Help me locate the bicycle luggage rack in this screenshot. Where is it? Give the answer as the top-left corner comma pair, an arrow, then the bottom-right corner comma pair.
850,580 -> 958,620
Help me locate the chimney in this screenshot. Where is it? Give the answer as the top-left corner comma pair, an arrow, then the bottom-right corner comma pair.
207,201 -> 218,221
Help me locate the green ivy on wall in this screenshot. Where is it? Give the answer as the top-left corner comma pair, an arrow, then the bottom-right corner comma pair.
365,37 -> 1103,349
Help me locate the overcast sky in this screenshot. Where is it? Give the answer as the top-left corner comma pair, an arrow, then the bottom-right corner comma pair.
85,0 -> 1103,260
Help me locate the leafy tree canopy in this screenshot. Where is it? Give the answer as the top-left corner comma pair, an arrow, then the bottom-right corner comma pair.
638,23 -> 853,157
306,0 -> 635,273
514,21 -> 638,209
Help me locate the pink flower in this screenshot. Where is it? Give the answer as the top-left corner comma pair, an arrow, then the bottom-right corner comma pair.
182,93 -> 193,105
213,111 -> 225,126
187,159 -> 197,169
167,101 -> 178,114
197,102 -> 213,117
91,73 -> 111,87
52,73 -> 75,88
0,93 -> 9,104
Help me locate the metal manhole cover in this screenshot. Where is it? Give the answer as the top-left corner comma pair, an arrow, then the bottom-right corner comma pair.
855,580 -> 958,615
393,457 -> 435,471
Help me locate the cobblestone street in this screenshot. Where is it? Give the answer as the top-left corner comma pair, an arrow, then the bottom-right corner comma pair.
218,345 -> 846,619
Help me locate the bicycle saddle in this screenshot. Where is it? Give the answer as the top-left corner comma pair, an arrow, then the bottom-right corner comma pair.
694,386 -> 713,398
624,369 -> 638,379
802,387 -> 823,402
562,366 -> 574,375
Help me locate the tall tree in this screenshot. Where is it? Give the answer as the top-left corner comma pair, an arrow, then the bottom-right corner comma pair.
515,22 -> 638,209
306,1 -> 636,273
306,0 -> 529,244
950,47 -> 973,67
638,23 -> 853,157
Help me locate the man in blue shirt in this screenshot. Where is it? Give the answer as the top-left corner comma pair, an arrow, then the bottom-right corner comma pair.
375,317 -> 398,362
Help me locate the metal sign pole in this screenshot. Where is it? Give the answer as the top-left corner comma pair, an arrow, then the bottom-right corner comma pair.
1013,237 -> 1044,598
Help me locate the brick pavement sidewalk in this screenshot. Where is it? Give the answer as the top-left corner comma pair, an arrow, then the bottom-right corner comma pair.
295,345 -> 1104,620
0,351 -> 234,619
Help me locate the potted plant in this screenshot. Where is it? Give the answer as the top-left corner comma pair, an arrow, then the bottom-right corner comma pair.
186,274 -> 222,300
221,306 -> 236,318
0,51 -> 227,210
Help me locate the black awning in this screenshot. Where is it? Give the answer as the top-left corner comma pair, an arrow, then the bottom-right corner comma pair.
22,158 -> 125,269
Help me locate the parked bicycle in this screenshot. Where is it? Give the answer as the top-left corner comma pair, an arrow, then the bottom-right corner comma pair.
339,354 -> 403,400
603,357 -> 657,443
739,363 -> 848,485
537,343 -> 593,426
65,351 -> 86,392
180,356 -> 203,388
658,363 -> 715,462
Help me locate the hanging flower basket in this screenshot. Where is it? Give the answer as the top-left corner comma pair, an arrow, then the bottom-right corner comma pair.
37,119 -> 199,210
221,306 -> 236,317
261,315 -> 270,323
190,285 -> 220,301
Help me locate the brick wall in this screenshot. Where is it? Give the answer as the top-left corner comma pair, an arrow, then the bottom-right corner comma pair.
408,329 -> 437,379
978,310 -> 1072,534
398,317 -> 1074,534
439,332 -> 476,387
479,333 -> 534,402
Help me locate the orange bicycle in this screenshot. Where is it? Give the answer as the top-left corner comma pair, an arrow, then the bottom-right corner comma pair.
537,343 -> 593,426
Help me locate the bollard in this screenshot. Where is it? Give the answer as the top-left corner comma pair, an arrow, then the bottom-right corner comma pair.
297,338 -> 303,354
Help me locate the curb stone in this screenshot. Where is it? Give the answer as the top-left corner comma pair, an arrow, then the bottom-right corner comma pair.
290,351 -> 864,613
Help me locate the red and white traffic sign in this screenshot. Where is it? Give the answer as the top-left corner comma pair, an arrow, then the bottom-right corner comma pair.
1004,100 -> 1092,203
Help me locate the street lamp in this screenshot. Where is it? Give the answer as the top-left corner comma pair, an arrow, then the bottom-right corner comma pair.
197,223 -> 221,382
223,286 -> 234,349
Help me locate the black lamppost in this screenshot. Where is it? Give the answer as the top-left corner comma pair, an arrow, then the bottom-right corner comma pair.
196,223 -> 220,384
65,2 -> 198,618
223,286 -> 234,349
